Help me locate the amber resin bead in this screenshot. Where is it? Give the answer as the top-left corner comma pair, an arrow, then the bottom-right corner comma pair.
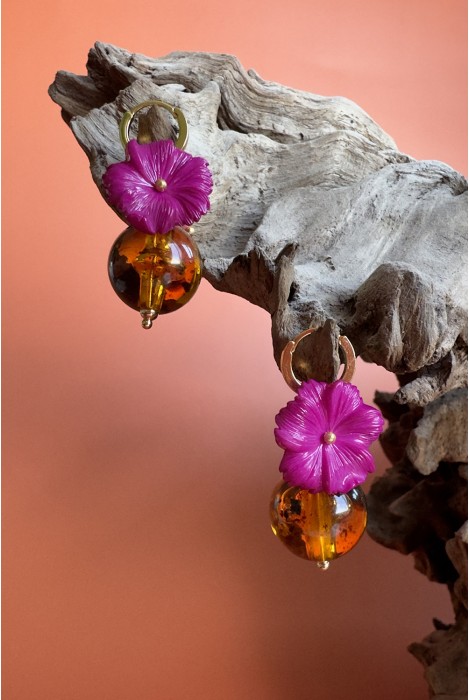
108,227 -> 202,328
270,481 -> 367,569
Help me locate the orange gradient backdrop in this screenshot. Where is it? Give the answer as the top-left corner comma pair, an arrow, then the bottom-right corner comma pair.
3,2 -> 467,699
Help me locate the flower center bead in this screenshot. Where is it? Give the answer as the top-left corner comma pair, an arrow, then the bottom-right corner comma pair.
154,178 -> 168,192
323,431 -> 337,444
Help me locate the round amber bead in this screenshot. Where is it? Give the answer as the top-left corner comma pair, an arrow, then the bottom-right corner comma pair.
108,227 -> 202,317
270,481 -> 367,567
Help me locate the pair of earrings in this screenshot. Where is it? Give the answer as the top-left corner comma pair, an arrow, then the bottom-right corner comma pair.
102,100 -> 384,569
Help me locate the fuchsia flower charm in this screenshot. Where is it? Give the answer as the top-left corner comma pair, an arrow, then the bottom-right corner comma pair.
103,139 -> 213,234
274,379 -> 384,494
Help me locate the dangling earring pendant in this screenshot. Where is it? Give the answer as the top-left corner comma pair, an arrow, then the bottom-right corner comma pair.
103,100 -> 212,329
270,328 -> 384,570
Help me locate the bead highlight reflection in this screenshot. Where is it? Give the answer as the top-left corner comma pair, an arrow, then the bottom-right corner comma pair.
108,227 -> 202,327
270,481 -> 367,567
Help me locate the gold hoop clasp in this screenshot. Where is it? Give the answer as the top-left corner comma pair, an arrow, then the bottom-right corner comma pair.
280,327 -> 356,392
119,100 -> 188,151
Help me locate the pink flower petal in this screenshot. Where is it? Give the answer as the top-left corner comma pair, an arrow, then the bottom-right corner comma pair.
104,162 -> 152,204
127,139 -> 160,182
279,446 -> 324,490
143,193 -> 186,234
275,400 -> 324,451
335,405 -> 384,445
322,443 -> 376,493
296,380 -> 328,419
322,381 -> 363,429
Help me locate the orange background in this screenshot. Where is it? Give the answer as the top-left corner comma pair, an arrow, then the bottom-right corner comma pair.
3,1 -> 467,699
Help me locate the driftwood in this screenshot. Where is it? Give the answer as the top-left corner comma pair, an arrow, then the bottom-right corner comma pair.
49,42 -> 468,698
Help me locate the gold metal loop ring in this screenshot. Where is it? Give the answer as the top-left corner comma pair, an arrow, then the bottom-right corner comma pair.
119,100 -> 188,151
280,327 -> 356,392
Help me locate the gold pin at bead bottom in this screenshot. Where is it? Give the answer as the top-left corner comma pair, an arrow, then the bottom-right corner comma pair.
138,271 -> 165,329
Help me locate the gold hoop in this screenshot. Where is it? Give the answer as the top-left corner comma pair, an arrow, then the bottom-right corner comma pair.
119,100 -> 188,151
280,327 -> 356,392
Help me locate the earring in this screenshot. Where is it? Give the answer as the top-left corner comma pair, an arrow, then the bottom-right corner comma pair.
270,328 -> 384,570
103,100 -> 213,329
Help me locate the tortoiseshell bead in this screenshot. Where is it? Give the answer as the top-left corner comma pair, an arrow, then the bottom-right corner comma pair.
108,227 -> 202,327
270,480 -> 367,569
